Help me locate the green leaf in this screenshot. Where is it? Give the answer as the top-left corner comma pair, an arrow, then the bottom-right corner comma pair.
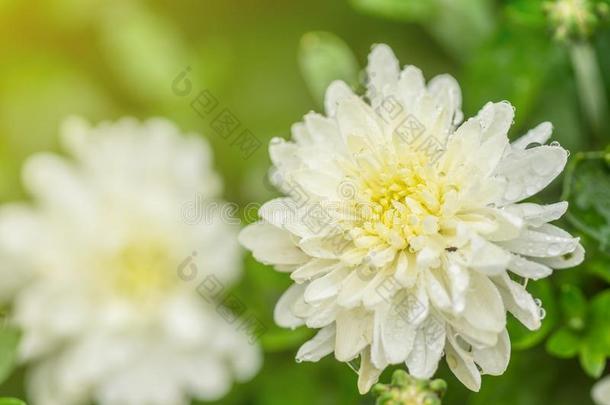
587,291 -> 610,355
0,326 -> 20,385
578,291 -> 610,377
579,344 -> 607,378
508,279 -> 558,350
350,0 -> 495,60
298,31 -> 360,107
427,0 -> 495,60
0,399 -> 26,405
563,152 -> 610,252
559,284 -> 588,331
98,2 -> 190,103
546,328 -> 581,358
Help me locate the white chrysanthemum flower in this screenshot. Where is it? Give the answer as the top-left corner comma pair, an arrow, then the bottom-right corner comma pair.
593,376 -> 610,405
239,44 -> 584,393
0,117 -> 261,405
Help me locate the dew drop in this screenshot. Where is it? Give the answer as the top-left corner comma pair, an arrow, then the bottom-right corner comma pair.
550,141 -> 560,147
539,308 -> 547,320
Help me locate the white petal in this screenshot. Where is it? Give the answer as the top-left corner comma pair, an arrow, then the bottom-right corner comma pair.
291,259 -> 337,283
394,252 -> 417,288
291,121 -> 313,146
269,138 -> 300,173
467,237 -> 511,276
239,222 -> 308,265
258,198 -> 299,232
298,234 -> 345,259
22,153 -> 94,222
592,375 -> 610,405
371,306 -> 387,369
366,44 -> 400,106
511,122 -> 552,150
304,112 -> 343,150
446,333 -> 482,392
427,74 -> 463,126
495,145 -> 568,205
472,329 -> 511,376
499,224 -> 579,258
405,316 -> 446,379
325,80 -> 355,117
476,208 -> 524,242
358,349 -> 383,394
446,263 -> 469,312
362,272 -> 400,308
380,295 -> 417,364
336,95 -> 385,153
304,301 -> 338,328
397,65 -> 425,113
336,268 -> 372,308
293,169 -> 341,199
304,266 -> 349,303
334,309 -> 372,362
535,242 -> 585,269
476,101 -> 514,140
461,272 -> 506,333
274,283 -> 307,328
296,325 -> 336,362
507,253 -> 553,280
504,201 -> 568,227
425,270 -> 452,311
492,273 -> 541,330
446,315 -> 499,348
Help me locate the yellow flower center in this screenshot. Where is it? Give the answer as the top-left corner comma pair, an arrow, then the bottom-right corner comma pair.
343,150 -> 458,251
106,242 -> 178,302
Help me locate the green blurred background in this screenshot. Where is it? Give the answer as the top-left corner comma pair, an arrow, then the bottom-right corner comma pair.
2,0 -> 610,404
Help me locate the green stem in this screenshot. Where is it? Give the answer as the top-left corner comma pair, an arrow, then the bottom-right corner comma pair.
569,42 -> 608,141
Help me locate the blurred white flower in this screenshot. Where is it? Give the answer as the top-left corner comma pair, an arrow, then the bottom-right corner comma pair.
0,117 -> 261,405
593,375 -> 610,405
239,44 -> 584,393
